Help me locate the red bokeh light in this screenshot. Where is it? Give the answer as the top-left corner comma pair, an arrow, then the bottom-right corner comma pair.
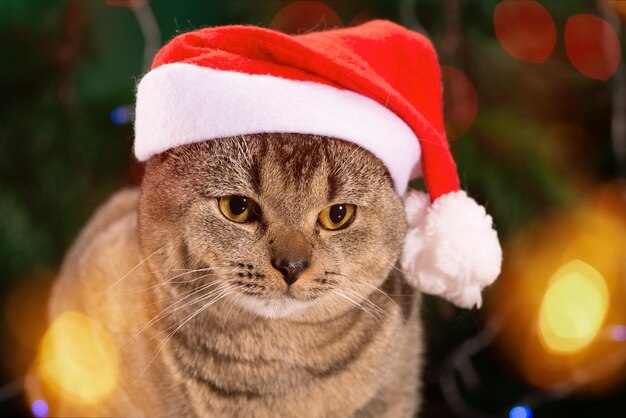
271,1 -> 343,34
565,14 -> 622,81
494,0 -> 556,63
442,66 -> 478,141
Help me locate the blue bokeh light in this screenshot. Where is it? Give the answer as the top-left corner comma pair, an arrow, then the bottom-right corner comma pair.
32,399 -> 49,418
510,406 -> 533,418
110,106 -> 129,125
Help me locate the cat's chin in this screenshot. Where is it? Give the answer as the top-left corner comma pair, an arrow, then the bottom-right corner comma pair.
236,294 -> 313,319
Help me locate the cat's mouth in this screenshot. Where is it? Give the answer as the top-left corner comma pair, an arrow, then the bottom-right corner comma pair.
284,287 -> 306,299
237,291 -> 313,318
228,269 -> 327,318
260,287 -> 315,303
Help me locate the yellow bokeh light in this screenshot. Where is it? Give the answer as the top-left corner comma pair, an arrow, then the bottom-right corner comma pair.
539,260 -> 609,354
39,311 -> 119,404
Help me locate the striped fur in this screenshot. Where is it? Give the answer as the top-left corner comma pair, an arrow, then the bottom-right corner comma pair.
42,134 -> 423,417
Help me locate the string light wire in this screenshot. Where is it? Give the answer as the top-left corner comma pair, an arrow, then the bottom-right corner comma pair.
441,317 -> 626,416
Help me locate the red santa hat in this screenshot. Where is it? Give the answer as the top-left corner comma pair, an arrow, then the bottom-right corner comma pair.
134,20 -> 502,308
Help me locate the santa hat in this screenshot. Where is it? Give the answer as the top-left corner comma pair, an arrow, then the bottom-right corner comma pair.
133,20 -> 502,308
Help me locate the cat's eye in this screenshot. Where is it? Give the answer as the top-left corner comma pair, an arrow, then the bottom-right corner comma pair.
218,195 -> 258,223
318,204 -> 356,230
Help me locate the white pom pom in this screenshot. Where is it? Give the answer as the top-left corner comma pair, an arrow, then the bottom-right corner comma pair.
401,190 -> 502,309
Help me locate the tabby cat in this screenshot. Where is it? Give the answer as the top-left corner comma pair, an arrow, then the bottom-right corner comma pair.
36,133 -> 422,417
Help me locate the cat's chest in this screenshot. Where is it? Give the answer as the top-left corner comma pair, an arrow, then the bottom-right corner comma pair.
162,307 -> 401,417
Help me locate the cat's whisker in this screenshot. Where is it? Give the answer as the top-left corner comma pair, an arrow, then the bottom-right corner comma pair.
326,271 -> 406,320
339,285 -> 388,320
378,255 -> 427,281
323,271 -> 389,312
147,284 -> 236,341
124,278 -> 232,343
330,289 -> 384,323
132,267 -> 203,276
168,264 -> 243,283
121,267 -> 216,295
137,271 -> 246,311
136,275 -> 224,309
136,263 -> 236,276
220,290 -> 245,331
329,289 -> 384,323
133,264 -> 239,307
167,264 -> 244,280
164,265 -> 234,285
135,283 -> 241,381
128,291 -> 226,348
135,276 -> 247,335
99,246 -> 165,296
371,255 -> 440,295
353,280 -> 408,321
142,277 -> 234,317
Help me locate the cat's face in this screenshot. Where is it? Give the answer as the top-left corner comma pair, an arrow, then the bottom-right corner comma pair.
138,134 -> 406,319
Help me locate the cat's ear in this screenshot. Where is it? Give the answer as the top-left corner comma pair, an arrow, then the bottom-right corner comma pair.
401,190 -> 502,309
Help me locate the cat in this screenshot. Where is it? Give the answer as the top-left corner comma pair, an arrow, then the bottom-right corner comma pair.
30,133 -> 423,417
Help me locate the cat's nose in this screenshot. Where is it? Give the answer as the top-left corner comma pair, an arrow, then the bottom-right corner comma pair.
271,256 -> 309,285
269,230 -> 312,285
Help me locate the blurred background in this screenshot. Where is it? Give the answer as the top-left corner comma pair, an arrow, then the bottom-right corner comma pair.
1,0 -> 625,417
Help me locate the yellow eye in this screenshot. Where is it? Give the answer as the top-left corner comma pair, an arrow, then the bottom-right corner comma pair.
218,195 -> 256,223
318,204 -> 356,230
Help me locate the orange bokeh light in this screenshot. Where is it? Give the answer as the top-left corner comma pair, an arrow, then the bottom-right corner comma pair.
271,1 -> 343,34
494,0 -> 556,63
538,260 -> 609,355
565,14 -> 622,81
604,1 -> 626,20
3,270 -> 54,380
442,66 -> 478,141
488,183 -> 626,393
25,311 -> 121,417
4,271 -> 53,351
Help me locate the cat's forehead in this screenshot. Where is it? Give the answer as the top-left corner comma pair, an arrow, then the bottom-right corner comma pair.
195,134 -> 393,204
